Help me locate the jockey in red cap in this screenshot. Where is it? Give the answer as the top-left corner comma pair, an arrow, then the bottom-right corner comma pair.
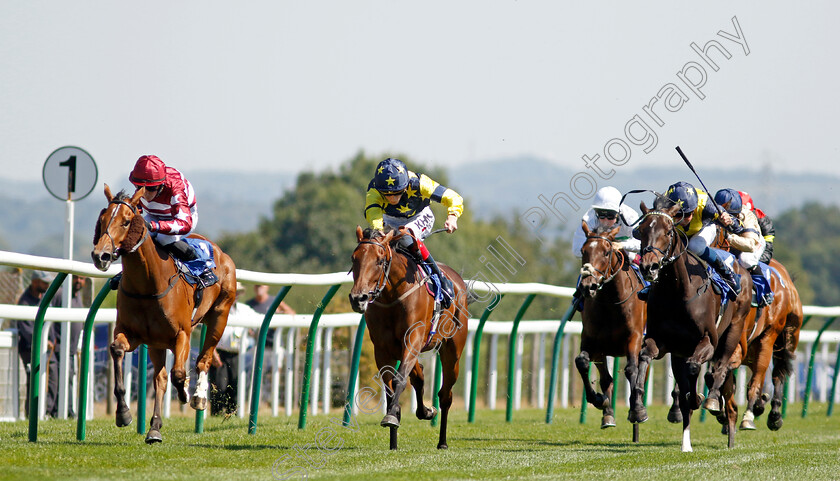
129,155 -> 215,286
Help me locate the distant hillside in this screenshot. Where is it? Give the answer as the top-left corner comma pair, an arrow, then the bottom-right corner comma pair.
1,158 -> 836,258
451,157 -> 839,232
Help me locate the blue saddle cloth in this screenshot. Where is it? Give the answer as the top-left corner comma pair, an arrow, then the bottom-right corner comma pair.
751,262 -> 777,306
708,268 -> 739,303
630,264 -> 650,288
178,239 -> 216,286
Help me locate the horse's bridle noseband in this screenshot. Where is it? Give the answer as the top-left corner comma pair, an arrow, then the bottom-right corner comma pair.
352,238 -> 393,301
639,210 -> 686,271
103,199 -> 148,260
580,235 -> 623,291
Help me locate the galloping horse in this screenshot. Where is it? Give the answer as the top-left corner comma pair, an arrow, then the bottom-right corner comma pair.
729,259 -> 803,431
91,186 -> 236,443
349,227 -> 469,450
575,223 -> 646,437
628,202 -> 752,451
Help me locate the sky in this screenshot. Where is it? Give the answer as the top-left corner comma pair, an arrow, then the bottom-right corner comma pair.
1,2 -> 838,191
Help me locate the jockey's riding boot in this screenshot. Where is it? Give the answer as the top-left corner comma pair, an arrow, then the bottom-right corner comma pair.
637,284 -> 650,301
109,273 -> 122,290
711,257 -> 742,295
748,265 -> 762,277
165,240 -> 198,262
423,253 -> 454,309
748,265 -> 774,306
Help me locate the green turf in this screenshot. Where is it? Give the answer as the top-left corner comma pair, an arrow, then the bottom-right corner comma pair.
1,404 -> 839,480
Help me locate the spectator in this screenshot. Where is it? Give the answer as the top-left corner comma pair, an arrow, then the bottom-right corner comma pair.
245,284 -> 295,348
15,270 -> 60,418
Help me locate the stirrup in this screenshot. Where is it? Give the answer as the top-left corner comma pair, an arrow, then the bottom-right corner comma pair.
197,270 -> 218,289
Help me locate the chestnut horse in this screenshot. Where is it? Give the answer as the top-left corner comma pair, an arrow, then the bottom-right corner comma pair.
349,227 -> 469,450
91,186 -> 236,443
726,259 -> 803,431
575,223 -> 646,437
629,202 -> 752,451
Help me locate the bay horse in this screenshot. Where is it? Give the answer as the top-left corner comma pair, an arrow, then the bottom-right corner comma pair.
628,202 -> 752,451
348,226 -> 469,450
575,223 -> 646,439
726,259 -> 803,431
91,185 -> 236,444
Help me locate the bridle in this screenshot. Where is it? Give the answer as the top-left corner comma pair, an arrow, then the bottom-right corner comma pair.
352,238 -> 393,302
580,235 -> 624,290
638,210 -> 687,270
102,198 -> 148,261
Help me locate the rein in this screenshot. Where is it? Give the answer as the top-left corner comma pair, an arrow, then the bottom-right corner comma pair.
582,235 -> 641,305
639,210 -> 687,269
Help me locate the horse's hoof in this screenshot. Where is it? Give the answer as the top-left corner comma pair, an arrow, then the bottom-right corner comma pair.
627,409 -> 648,424
416,406 -> 437,421
739,419 -> 757,430
667,408 -> 683,424
437,443 -> 448,450
145,430 -> 162,444
115,408 -> 132,428
703,396 -> 721,415
380,414 -> 400,428
190,396 -> 207,411
600,415 -> 616,429
767,412 -> 783,431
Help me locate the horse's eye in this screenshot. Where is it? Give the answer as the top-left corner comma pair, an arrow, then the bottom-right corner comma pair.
123,220 -> 131,227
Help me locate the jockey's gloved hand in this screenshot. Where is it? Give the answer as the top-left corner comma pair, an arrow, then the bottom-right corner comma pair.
143,217 -> 156,232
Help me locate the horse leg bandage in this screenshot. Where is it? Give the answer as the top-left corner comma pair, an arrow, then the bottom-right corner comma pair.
194,370 -> 209,400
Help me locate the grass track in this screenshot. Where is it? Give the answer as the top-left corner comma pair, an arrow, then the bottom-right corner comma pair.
1,404 -> 839,480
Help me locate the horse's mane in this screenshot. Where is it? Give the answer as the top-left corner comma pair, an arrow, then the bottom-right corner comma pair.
114,189 -> 131,202
361,227 -> 385,240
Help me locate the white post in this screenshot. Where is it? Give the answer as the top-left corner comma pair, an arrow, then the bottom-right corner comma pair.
271,328 -> 283,417
123,350 -> 134,413
561,333 -> 570,408
86,334 -> 94,420
514,333 -> 523,410
38,322 -> 51,420
645,360 -> 654,406
463,332 -> 474,409
537,333 -> 546,409
665,353 -> 675,404
311,329 -> 322,416
163,350 -> 173,418
57,199 -> 74,419
820,342 -> 829,402
488,334 -> 498,409
322,327 -> 334,415
737,367 -> 747,405
237,332 -> 248,419
284,328 -> 295,417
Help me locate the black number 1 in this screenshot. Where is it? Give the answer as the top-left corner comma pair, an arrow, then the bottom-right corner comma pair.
59,155 -> 77,195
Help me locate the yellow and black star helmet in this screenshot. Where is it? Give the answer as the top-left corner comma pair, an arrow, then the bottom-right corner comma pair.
374,158 -> 409,194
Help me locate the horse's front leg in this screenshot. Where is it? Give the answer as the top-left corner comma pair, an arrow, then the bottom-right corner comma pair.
170,330 -> 192,406
110,329 -> 140,428
595,358 -> 616,428
145,348 -> 167,444
628,337 -> 660,424
575,350 -> 609,411
191,322 -> 224,411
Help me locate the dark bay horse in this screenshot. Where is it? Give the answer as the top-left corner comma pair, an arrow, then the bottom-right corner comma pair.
91,186 -> 236,443
575,223 -> 646,436
348,226 -> 469,450
730,259 -> 803,431
629,202 -> 752,451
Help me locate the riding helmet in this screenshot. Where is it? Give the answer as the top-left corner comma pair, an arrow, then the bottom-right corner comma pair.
713,188 -> 742,215
591,186 -> 622,212
374,158 -> 409,194
129,155 -> 167,187
665,181 -> 698,214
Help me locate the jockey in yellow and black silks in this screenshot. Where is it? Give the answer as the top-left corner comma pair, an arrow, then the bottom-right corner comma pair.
365,158 -> 463,308
658,181 -> 741,294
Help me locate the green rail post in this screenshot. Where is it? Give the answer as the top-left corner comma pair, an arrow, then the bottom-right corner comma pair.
802,316 -> 836,418
136,345 -> 147,435
611,356 -> 621,409
298,284 -> 341,430
700,364 -> 711,423
342,315 -> 367,426
546,302 -> 576,423
579,363 -> 589,424
468,294 -> 503,423
827,340 -> 840,417
194,324 -> 207,433
28,272 -> 67,443
77,280 -> 114,441
784,315 -> 811,418
431,354 -> 442,427
248,285 -> 292,435
506,294 -> 536,422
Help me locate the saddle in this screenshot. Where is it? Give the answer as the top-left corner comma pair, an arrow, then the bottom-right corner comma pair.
750,262 -> 776,307
174,238 -> 218,289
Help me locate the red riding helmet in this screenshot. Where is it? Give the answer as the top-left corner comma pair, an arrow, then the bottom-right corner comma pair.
129,155 -> 167,187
